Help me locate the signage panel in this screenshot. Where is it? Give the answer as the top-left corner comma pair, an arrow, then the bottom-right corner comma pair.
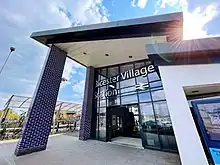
210,148 -> 220,165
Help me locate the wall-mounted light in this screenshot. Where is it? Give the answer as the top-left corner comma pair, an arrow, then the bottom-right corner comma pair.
105,54 -> 109,56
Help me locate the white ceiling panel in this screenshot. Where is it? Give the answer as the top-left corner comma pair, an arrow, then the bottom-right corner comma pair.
55,36 -> 167,68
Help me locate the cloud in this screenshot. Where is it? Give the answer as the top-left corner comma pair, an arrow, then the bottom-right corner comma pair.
60,58 -> 85,89
131,0 -> 137,7
137,0 -> 148,8
131,0 -> 148,8
159,0 -> 187,9
72,80 -> 86,95
154,0 -> 187,14
183,4 -> 218,39
0,0 -> 109,107
154,0 -> 219,39
72,80 -> 86,101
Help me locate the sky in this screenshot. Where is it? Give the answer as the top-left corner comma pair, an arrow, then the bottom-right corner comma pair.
0,0 -> 219,109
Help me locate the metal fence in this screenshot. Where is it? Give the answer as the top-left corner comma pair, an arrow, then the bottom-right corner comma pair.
0,95 -> 82,140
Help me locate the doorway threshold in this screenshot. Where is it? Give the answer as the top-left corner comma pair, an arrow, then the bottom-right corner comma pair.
108,137 -> 144,149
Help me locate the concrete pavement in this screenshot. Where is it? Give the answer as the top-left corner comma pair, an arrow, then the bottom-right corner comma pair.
0,134 -> 181,165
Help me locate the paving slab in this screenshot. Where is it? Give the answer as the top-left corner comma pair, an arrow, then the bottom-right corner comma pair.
0,134 -> 181,165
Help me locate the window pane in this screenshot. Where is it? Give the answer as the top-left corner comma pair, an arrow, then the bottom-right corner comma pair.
100,86 -> 106,92
148,72 -> 160,82
154,102 -> 172,129
121,94 -> 138,104
120,63 -> 133,73
108,66 -> 119,77
127,104 -> 139,115
136,76 -> 148,84
138,92 -> 151,102
135,62 -> 145,69
100,99 -> 106,107
120,78 -> 135,88
121,86 -> 136,94
100,107 -> 106,113
140,103 -> 160,148
98,113 -> 106,141
140,103 -> 154,122
150,81 -> 162,88
154,101 -> 177,150
107,82 -> 119,89
96,115 -> 99,139
121,91 -> 137,96
96,99 -> 100,108
107,96 -> 120,106
100,68 -> 107,80
94,99 -> 99,109
151,90 -> 166,101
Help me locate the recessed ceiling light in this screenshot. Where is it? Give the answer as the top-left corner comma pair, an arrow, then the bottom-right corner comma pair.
129,56 -> 133,58
83,52 -> 87,55
105,54 -> 109,56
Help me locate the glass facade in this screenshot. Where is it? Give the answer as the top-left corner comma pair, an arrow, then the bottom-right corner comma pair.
94,60 -> 178,152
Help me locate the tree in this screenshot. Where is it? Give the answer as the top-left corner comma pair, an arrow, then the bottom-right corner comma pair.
0,108 -> 19,121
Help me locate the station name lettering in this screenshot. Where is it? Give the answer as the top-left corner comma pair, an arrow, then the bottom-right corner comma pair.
95,89 -> 119,99
95,64 -> 155,88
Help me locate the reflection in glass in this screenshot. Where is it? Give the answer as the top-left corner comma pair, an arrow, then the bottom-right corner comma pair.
108,66 -> 119,77
140,103 -> 160,148
154,101 -> 176,150
148,72 -> 160,82
121,91 -> 137,96
150,81 -> 162,88
140,103 -> 154,122
154,102 -> 172,132
198,103 -> 220,140
121,94 -> 138,104
136,75 -> 148,84
98,113 -> 106,140
134,116 -> 140,126
120,78 -> 135,88
107,96 -> 120,106
120,86 -> 136,94
100,99 -> 106,107
151,90 -> 166,101
120,64 -> 133,73
127,104 -> 139,115
100,86 -> 106,92
100,107 -> 106,113
100,68 -> 107,80
135,62 -> 145,69
96,115 -> 99,139
96,99 -> 100,109
138,92 -> 151,103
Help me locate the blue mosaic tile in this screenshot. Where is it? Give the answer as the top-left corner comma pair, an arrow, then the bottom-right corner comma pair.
14,45 -> 66,156
79,67 -> 95,140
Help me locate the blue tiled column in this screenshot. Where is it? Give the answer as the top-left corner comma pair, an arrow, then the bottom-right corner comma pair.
79,66 -> 95,140
14,45 -> 67,156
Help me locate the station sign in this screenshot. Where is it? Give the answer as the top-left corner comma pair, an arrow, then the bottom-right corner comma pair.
94,64 -> 154,99
95,64 -> 155,88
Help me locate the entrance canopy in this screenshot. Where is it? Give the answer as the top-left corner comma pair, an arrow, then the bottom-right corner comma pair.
31,12 -> 183,68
